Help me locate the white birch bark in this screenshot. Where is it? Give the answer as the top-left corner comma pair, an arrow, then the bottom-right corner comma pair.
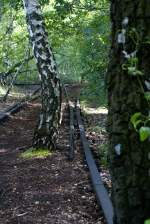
23,0 -> 61,149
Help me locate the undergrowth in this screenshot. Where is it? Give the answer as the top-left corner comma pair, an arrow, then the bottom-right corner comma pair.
20,148 -> 52,159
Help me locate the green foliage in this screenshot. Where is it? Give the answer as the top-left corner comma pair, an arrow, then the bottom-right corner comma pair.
51,0 -> 110,103
0,0 -> 110,106
145,92 -> 150,101
21,148 -> 52,159
80,82 -> 107,107
139,127 -> 150,142
122,56 -> 143,76
121,27 -> 150,142
130,112 -> 150,141
130,112 -> 142,130
144,220 -> 150,224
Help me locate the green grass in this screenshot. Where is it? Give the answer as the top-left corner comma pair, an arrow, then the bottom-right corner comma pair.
20,148 -> 52,159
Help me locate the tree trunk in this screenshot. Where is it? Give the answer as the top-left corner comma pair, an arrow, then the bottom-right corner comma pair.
23,0 -> 61,149
107,1 -> 150,223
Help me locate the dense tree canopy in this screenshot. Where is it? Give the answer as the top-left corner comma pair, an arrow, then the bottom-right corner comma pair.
0,0 -> 110,105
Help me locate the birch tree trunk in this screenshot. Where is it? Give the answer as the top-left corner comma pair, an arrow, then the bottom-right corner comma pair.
107,1 -> 150,223
23,0 -> 61,149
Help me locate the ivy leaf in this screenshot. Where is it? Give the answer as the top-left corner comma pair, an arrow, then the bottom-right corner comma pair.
134,120 -> 143,130
122,63 -> 127,70
139,127 -> 150,142
145,92 -> 150,101
144,219 -> 150,224
135,70 -> 143,76
128,66 -> 136,76
128,67 -> 143,76
144,41 -> 150,45
130,112 -> 141,129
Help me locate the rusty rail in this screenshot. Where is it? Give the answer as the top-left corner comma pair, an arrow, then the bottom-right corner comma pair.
63,84 -> 75,160
68,100 -> 75,160
76,99 -> 114,224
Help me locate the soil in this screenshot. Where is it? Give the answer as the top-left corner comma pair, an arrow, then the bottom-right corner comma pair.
0,92 -> 106,223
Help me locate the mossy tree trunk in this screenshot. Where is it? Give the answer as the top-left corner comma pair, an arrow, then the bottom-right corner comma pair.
23,0 -> 61,150
107,0 -> 150,223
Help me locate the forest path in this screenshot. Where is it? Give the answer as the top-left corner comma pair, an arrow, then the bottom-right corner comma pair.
0,87 -> 106,224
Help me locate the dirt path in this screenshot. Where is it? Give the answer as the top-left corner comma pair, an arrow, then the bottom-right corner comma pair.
0,99 -> 105,224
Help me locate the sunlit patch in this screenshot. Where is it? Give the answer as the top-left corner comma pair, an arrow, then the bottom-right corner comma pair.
20,148 -> 52,159
0,86 -> 6,95
9,92 -> 26,98
0,86 -> 26,98
83,106 -> 108,115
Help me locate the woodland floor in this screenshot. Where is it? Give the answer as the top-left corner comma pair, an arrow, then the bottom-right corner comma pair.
0,85 -> 110,224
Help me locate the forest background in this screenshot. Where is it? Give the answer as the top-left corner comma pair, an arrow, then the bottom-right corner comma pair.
0,0 -> 110,107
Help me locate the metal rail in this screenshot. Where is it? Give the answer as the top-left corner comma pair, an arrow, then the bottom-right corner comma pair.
63,87 -> 114,223
68,100 -> 75,160
76,99 -> 114,224
63,84 -> 75,161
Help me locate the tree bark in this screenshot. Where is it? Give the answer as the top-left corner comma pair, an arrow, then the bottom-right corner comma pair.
107,0 -> 150,223
23,0 -> 61,149
0,1 -> 3,21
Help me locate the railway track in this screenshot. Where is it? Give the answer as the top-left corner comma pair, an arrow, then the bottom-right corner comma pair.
64,85 -> 114,224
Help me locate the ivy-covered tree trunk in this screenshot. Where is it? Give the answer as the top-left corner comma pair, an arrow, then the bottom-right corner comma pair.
107,1 -> 150,223
23,0 -> 61,149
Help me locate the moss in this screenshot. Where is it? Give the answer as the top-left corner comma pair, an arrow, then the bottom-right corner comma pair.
20,147 -> 52,159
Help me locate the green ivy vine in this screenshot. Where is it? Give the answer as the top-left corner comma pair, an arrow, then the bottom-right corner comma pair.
119,22 -> 150,141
